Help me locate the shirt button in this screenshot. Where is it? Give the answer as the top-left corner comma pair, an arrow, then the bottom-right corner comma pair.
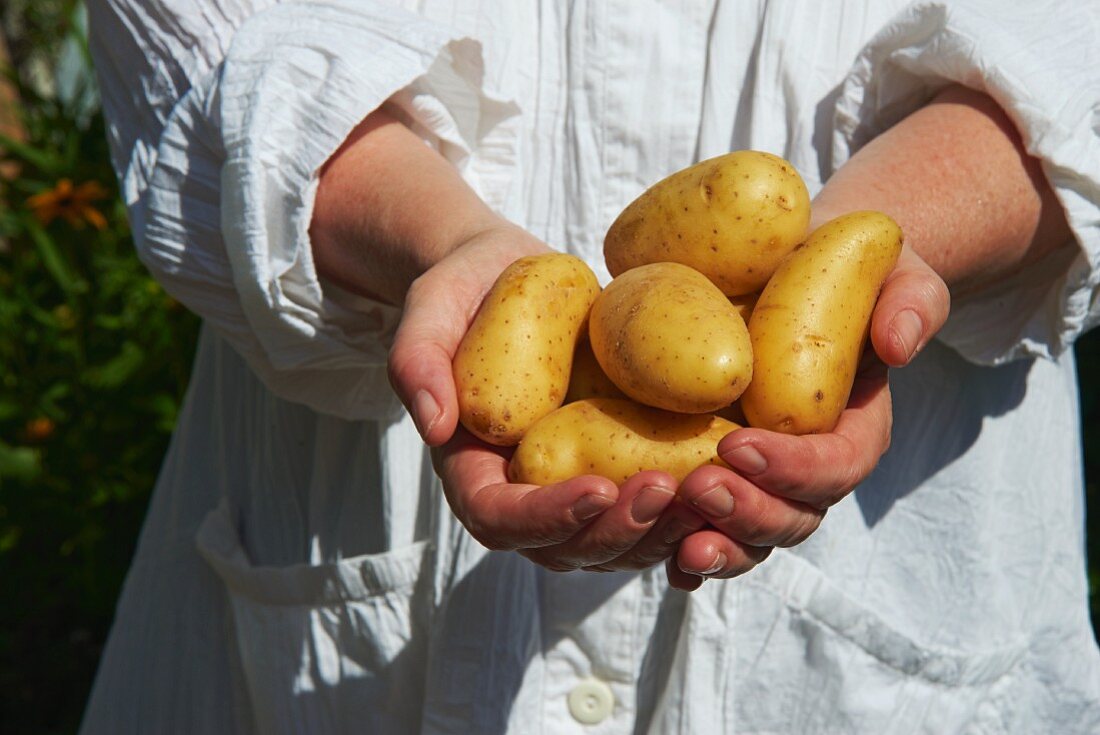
567,678 -> 615,725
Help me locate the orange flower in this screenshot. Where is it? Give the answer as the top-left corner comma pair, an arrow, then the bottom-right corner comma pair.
24,416 -> 56,442
26,178 -> 109,230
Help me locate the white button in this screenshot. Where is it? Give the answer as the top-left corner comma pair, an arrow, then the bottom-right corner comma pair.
567,678 -> 615,724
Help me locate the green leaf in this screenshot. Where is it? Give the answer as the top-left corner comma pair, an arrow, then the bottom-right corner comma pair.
0,441 -> 41,481
92,313 -> 124,331
0,525 -> 22,553
0,131 -> 62,174
25,218 -> 87,297
0,400 -> 21,422
83,340 -> 144,389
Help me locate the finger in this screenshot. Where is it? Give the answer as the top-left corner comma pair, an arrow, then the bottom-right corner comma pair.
676,529 -> 773,579
665,558 -> 705,591
871,247 -> 950,367
677,465 -> 825,547
434,428 -> 619,551
521,471 -> 678,570
388,275 -> 471,446
592,497 -> 710,572
717,360 -> 892,508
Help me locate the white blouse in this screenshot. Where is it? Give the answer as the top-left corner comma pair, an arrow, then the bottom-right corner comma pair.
82,1 -> 1100,733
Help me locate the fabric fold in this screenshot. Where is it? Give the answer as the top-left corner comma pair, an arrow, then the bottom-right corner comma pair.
833,0 -> 1100,365
140,1 -> 517,419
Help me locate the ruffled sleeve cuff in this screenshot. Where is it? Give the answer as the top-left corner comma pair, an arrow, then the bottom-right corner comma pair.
139,1 -> 516,419
832,0 -> 1100,365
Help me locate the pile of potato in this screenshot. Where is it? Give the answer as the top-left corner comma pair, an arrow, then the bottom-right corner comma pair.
452,151 -> 902,485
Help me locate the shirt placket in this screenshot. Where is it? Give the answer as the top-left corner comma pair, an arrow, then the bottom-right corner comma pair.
539,570 -> 645,733
537,1 -> 718,730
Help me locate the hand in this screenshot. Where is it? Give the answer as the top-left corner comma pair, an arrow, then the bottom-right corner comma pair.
432,429 -> 695,570
666,246 -> 950,590
666,82 -> 1068,589
389,225 -> 701,571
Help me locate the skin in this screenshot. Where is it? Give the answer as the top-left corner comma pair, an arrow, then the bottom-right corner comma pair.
310,85 -> 1072,589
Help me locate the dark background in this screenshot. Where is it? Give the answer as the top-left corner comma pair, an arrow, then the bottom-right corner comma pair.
1,3 -> 1097,733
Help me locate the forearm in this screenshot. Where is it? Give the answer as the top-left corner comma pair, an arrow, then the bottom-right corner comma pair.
813,85 -> 1071,295
309,105 -> 511,306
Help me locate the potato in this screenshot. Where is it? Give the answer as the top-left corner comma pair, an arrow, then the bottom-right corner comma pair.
589,262 -> 753,414
509,398 -> 738,485
604,150 -> 811,296
454,253 -> 600,446
564,336 -> 627,403
740,211 -> 903,435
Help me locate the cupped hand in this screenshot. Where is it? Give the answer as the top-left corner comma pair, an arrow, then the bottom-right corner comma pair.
667,246 -> 950,590
387,223 -> 548,446
431,428 -> 697,569
389,225 -> 700,570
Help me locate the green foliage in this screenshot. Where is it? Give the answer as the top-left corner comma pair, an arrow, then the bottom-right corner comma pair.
0,17 -> 199,733
1078,327 -> 1100,628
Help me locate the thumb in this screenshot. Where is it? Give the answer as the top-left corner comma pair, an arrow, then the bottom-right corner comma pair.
388,226 -> 551,445
871,247 -> 951,367
388,275 -> 470,446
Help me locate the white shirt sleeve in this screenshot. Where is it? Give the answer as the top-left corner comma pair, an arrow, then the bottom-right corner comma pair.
832,0 -> 1100,365
89,1 -> 516,420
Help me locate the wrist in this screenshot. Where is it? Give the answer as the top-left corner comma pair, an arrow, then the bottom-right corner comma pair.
310,104 -> 511,305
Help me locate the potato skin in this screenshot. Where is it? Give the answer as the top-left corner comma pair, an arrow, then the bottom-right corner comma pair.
589,262 -> 753,414
454,253 -> 600,446
604,151 -> 811,296
740,211 -> 903,435
509,398 -> 738,485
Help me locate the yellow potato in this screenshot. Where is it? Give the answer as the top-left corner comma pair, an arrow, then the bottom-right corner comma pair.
564,336 -> 627,403
589,262 -> 753,414
509,398 -> 738,485
604,150 -> 811,296
454,253 -> 600,446
740,211 -> 903,435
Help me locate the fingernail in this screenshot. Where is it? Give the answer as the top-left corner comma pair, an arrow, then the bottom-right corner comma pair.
572,494 -> 614,522
692,485 -> 734,518
723,446 -> 767,475
890,309 -> 924,363
413,389 -> 440,437
631,486 -> 674,524
698,553 -> 727,576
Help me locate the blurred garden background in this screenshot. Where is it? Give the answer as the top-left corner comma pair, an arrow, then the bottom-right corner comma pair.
0,2 -> 1097,733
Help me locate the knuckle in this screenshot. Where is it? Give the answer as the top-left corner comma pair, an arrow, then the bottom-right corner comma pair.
776,511 -> 824,548
928,275 -> 951,314
735,501 -> 774,545
478,535 -> 512,553
519,546 -> 586,573
751,545 -> 775,564
404,273 -> 431,306
385,346 -> 419,395
465,519 -> 512,552
831,438 -> 868,500
594,535 -> 640,560
620,546 -> 673,571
